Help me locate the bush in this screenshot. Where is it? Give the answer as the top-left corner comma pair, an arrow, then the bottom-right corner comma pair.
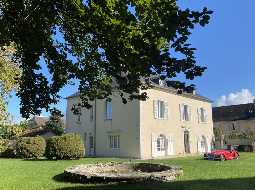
45,133 -> 85,160
0,139 -> 16,158
16,137 -> 46,159
0,139 -> 9,155
0,123 -> 27,139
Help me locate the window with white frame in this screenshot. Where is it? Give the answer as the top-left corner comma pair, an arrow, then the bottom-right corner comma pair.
199,108 -> 207,122
181,104 -> 191,121
109,135 -> 120,149
198,107 -> 207,123
156,135 -> 166,151
105,100 -> 112,120
154,100 -> 168,119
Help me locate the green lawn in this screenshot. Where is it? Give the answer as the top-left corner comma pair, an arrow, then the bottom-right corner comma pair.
1,153 -> 255,190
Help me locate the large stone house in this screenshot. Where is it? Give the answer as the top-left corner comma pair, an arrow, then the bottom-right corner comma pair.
66,78 -> 214,159
213,103 -> 255,151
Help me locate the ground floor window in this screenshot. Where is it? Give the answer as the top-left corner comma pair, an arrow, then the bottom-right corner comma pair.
89,135 -> 94,149
157,135 -> 166,151
109,135 -> 120,149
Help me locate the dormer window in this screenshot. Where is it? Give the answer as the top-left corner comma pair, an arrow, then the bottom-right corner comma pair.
159,79 -> 164,86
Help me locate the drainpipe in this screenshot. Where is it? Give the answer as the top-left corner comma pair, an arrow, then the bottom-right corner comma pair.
94,99 -> 97,156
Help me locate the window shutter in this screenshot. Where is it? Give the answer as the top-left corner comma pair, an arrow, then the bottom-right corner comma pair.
204,109 -> 208,122
197,108 -> 201,123
197,136 -> 201,153
179,104 -> 184,121
164,101 -> 168,119
167,136 -> 174,155
154,100 -> 158,119
188,106 -> 192,121
151,134 -> 157,157
207,137 -> 211,152
105,101 -> 107,119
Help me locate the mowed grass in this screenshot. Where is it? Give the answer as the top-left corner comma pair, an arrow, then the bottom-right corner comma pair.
1,153 -> 255,190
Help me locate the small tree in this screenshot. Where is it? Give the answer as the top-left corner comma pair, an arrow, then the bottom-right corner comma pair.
0,121 -> 28,139
45,108 -> 64,136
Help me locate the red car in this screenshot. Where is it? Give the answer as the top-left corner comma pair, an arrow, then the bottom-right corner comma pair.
204,149 -> 239,161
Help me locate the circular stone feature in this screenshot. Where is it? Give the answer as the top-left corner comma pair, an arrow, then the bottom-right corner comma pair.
64,162 -> 183,183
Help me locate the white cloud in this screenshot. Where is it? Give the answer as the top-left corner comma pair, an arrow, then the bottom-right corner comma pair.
216,89 -> 255,107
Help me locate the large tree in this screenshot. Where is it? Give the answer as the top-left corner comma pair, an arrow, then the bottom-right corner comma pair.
0,43 -> 21,122
0,0 -> 212,118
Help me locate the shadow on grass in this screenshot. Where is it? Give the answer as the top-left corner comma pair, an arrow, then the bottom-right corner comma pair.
53,177 -> 255,190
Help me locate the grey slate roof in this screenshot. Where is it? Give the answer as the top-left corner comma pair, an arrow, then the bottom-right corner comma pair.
213,103 -> 255,122
66,76 -> 212,103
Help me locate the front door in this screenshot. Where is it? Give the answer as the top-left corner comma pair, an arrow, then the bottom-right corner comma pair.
184,131 -> 190,153
89,135 -> 94,156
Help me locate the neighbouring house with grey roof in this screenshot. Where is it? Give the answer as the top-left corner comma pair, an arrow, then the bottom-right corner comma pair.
213,103 -> 255,151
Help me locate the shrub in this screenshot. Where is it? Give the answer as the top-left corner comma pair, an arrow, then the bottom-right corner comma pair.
0,139 -> 9,155
45,133 -> 85,160
0,123 -> 26,139
0,139 -> 16,158
16,137 -> 46,159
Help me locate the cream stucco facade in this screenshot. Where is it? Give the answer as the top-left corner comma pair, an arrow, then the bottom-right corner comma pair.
66,87 -> 214,159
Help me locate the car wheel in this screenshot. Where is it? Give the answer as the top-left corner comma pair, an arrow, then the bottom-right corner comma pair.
220,155 -> 225,161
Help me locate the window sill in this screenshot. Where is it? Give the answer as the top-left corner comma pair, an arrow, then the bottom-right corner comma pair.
181,120 -> 191,123
109,148 -> 120,150
199,121 -> 208,124
155,118 -> 168,120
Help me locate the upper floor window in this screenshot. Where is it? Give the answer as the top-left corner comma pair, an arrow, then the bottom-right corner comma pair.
109,135 -> 120,149
159,79 -> 164,86
180,104 -> 191,121
232,123 -> 235,130
198,107 -> 207,123
105,100 -> 112,120
154,100 -> 168,119
90,106 -> 94,121
77,114 -> 81,122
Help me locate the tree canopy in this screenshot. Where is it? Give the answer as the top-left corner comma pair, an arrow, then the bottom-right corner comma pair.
0,43 -> 21,122
0,0 -> 212,118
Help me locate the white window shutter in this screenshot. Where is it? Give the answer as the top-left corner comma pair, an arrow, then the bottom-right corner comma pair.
204,109 -> 208,122
197,136 -> 201,153
179,104 -> 184,121
188,106 -> 192,121
151,134 -> 157,157
164,101 -> 168,119
197,108 -> 200,123
153,100 -> 158,119
167,136 -> 174,155
207,137 -> 211,152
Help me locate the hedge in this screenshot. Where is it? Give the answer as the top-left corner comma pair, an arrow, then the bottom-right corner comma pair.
45,133 -> 85,160
16,136 -> 46,159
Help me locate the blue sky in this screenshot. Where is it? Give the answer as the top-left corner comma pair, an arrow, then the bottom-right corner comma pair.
7,0 -> 255,122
